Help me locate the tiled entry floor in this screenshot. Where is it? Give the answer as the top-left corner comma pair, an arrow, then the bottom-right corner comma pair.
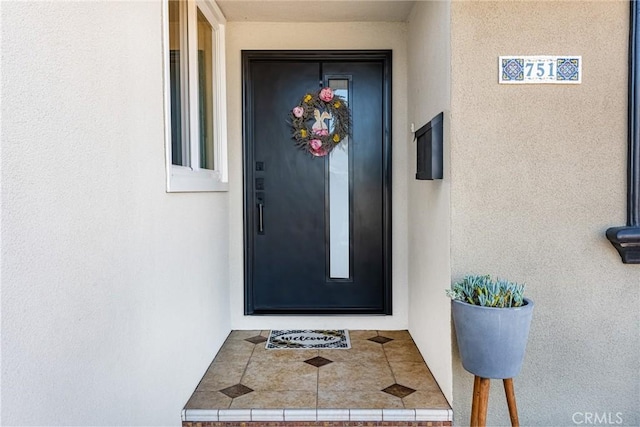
182,330 -> 452,426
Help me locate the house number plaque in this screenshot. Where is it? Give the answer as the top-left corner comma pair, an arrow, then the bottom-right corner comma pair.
499,56 -> 582,84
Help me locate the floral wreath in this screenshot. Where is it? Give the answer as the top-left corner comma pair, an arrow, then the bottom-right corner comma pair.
290,87 -> 351,157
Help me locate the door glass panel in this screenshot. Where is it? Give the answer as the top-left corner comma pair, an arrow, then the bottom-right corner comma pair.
197,8 -> 215,170
328,79 -> 350,279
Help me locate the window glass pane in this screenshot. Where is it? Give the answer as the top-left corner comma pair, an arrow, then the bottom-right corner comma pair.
328,79 -> 350,279
169,0 -> 189,166
197,8 -> 215,170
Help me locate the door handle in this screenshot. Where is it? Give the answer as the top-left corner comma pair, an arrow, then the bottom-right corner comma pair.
258,202 -> 264,234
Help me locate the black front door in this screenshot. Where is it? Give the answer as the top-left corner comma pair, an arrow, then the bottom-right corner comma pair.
243,51 -> 391,314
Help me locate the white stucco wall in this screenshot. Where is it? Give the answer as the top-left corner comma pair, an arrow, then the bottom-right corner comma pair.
226,22 -> 410,330
406,0 -> 453,404
1,2 -> 231,425
450,2 -> 639,426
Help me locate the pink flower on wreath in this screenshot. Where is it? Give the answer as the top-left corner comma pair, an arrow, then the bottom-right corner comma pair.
313,128 -> 329,137
311,147 -> 328,157
310,139 -> 323,150
319,87 -> 334,102
292,106 -> 304,118
310,139 -> 328,156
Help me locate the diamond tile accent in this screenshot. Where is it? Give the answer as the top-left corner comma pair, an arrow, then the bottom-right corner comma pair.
382,383 -> 416,398
557,58 -> 580,81
245,335 -> 267,344
219,384 -> 254,399
304,356 -> 333,368
502,58 -> 524,81
368,335 -> 394,344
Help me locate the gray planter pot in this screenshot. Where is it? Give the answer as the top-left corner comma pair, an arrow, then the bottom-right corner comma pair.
452,298 -> 534,379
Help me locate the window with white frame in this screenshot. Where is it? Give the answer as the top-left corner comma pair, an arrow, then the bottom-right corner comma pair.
164,0 -> 227,192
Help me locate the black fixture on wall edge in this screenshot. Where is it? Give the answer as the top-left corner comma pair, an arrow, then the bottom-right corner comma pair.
606,0 -> 640,264
415,112 -> 444,180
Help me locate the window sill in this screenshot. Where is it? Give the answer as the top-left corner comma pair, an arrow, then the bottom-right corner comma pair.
167,165 -> 228,192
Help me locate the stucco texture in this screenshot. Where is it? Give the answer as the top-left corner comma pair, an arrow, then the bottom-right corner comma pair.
1,1 -> 231,425
407,0 -> 453,404
450,2 -> 639,426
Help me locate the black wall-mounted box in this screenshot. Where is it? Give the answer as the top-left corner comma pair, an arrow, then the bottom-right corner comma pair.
415,112 -> 444,180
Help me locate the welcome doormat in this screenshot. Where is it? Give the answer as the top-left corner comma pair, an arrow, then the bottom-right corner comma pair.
266,330 -> 351,349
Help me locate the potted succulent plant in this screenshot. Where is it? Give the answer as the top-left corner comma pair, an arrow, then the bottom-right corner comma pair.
447,275 -> 534,379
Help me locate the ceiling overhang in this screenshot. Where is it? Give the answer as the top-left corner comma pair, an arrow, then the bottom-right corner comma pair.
215,1 -> 416,22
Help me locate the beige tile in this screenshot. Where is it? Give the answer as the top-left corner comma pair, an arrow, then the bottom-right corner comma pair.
227,330 -> 263,340
383,340 -> 425,363
196,361 -> 247,391
402,389 -> 451,409
213,340 -> 255,364
230,391 -> 317,409
377,330 -> 412,340
242,360 -> 318,391
318,339 -> 387,364
251,346 -> 319,363
184,329 -> 450,414
317,390 -> 404,409
352,337 -> 391,351
318,361 -> 395,392
185,391 -> 232,409
348,330 -> 379,340
389,362 -> 440,391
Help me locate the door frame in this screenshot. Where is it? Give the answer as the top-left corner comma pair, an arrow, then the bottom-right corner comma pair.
242,50 -> 393,315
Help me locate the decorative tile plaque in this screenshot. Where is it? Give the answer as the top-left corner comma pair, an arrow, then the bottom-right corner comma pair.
499,56 -> 582,84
